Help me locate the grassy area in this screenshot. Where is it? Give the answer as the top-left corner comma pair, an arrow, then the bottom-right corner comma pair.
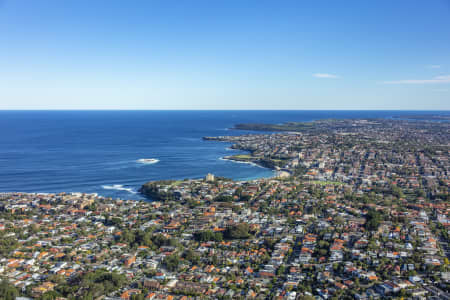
271,159 -> 286,163
229,154 -> 254,160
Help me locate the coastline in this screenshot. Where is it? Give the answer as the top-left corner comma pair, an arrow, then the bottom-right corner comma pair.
218,156 -> 277,173
5,113 -> 446,199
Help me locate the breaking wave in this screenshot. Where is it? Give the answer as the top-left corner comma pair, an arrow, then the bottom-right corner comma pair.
219,157 -> 265,169
101,184 -> 137,194
136,158 -> 160,164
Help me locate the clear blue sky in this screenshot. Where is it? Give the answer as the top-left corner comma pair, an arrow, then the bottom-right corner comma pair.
0,0 -> 449,110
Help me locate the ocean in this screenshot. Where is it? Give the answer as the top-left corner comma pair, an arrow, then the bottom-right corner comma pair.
0,110 -> 446,200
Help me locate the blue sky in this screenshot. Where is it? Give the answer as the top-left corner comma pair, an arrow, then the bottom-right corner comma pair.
0,0 -> 449,110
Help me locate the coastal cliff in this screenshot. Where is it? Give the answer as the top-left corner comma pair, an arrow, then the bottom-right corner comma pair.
139,180 -> 178,201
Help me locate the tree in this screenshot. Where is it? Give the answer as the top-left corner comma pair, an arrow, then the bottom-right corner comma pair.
119,229 -> 135,244
391,185 -> 405,198
131,294 -> 145,300
0,280 -> 18,300
263,238 -> 277,250
318,249 -> 328,256
0,235 -> 19,256
40,291 -> 61,300
183,249 -> 200,264
365,209 -> 383,231
163,254 -> 180,271
239,195 -> 252,202
214,195 -> 234,202
69,269 -> 126,298
193,230 -> 223,242
224,223 -> 251,239
276,265 -> 285,276
108,217 -> 123,226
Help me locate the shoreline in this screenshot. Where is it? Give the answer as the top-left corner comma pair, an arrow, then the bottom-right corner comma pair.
219,156 -> 277,173
2,131 -> 281,199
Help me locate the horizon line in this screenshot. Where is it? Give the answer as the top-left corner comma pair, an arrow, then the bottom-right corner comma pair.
0,109 -> 449,112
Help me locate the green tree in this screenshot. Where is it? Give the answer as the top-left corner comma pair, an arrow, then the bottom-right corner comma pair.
183,249 -> 200,264
40,290 -> 61,300
163,254 -> 180,271
365,209 -> 383,231
0,280 -> 19,300
224,223 -> 251,239
193,230 -> 223,242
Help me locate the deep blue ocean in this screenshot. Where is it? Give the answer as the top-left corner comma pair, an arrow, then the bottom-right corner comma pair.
0,110 -> 447,200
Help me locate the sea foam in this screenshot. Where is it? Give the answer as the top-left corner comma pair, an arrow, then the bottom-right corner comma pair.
102,184 -> 137,194
219,157 -> 265,169
136,158 -> 160,164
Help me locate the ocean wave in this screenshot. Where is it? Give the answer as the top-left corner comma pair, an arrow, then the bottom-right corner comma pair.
101,184 -> 137,194
136,158 -> 160,164
219,157 -> 265,169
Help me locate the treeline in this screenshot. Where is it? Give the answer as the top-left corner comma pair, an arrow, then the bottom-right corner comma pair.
118,229 -> 179,249
213,194 -> 251,202
50,269 -> 126,299
194,223 -> 253,242
193,230 -> 223,242
0,269 -> 126,300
